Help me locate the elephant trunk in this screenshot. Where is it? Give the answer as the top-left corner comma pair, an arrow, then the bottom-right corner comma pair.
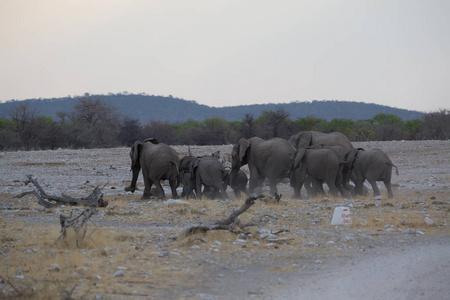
128,165 -> 140,193
229,168 -> 239,189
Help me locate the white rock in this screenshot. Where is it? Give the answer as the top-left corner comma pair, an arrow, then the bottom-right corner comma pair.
47,264 -> 61,272
164,199 -> 190,207
113,270 -> 124,277
233,239 -> 247,245
425,217 -> 435,226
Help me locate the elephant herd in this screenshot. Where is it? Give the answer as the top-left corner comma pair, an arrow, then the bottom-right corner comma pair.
127,131 -> 398,200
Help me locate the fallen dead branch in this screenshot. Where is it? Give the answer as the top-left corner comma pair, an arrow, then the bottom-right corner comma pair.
0,275 -> 23,297
175,195 -> 268,239
59,208 -> 97,247
15,175 -> 108,208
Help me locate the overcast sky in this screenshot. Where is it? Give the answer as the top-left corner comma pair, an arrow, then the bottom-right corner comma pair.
1,0 -> 448,112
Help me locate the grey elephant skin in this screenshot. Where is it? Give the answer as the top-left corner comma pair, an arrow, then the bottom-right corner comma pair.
232,137 -> 296,196
288,131 -> 353,151
288,131 -> 354,196
128,138 -> 180,199
290,147 -> 347,199
179,155 -> 228,200
223,168 -> 248,199
343,148 -> 399,198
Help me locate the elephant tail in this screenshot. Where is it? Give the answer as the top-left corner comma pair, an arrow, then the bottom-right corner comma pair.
170,160 -> 180,176
389,163 -> 399,175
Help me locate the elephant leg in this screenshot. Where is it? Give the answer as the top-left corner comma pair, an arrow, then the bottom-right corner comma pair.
218,184 -> 228,200
335,178 -> 349,197
195,175 -> 203,199
368,179 -> 380,197
384,180 -> 394,198
268,177 -> 278,197
152,180 -> 166,199
325,180 -> 339,197
310,178 -> 325,197
141,172 -> 153,199
291,169 -> 306,199
354,177 -> 365,196
169,177 -> 178,199
248,169 -> 263,196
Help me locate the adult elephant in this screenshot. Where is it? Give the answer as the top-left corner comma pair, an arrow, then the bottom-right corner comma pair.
179,155 -> 228,200
290,147 -> 347,198
288,131 -> 353,151
342,148 -> 399,198
127,138 -> 179,199
232,137 -> 296,197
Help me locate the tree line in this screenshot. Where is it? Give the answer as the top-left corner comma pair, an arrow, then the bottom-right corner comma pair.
0,97 -> 448,151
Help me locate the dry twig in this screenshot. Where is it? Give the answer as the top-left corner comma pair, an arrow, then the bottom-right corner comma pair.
58,208 -> 97,247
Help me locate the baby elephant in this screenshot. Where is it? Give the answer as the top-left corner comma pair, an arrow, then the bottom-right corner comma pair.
343,148 -> 399,198
223,168 -> 248,199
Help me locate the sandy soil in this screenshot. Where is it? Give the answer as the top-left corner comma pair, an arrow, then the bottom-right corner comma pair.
0,140 -> 449,299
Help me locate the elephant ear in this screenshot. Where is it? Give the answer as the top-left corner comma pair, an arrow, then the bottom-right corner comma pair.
238,138 -> 250,162
144,138 -> 159,144
293,148 -> 307,169
130,141 -> 142,167
289,131 -> 312,149
189,158 -> 200,174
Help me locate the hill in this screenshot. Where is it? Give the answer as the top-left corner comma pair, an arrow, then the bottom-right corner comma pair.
0,94 -> 423,123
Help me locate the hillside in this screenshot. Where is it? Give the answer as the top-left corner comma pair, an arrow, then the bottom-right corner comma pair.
0,94 -> 423,123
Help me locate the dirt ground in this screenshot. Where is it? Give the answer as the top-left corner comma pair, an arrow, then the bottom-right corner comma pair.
0,140 -> 449,299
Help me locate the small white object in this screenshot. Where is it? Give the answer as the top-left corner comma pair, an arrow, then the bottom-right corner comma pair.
331,207 -> 352,225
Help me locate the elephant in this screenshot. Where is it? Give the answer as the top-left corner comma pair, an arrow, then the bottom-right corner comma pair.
179,155 -> 228,200
290,147 -> 347,198
128,138 -> 179,199
342,148 -> 399,198
231,137 -> 296,197
223,168 -> 248,199
288,131 -> 354,151
288,131 -> 354,192
180,171 -> 195,199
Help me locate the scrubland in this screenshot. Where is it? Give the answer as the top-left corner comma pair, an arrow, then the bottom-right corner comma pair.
0,140 -> 449,299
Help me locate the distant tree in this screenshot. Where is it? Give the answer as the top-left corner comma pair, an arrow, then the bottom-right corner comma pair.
119,117 -> 144,146
0,118 -> 14,150
203,117 -> 230,144
173,119 -> 203,145
143,120 -> 177,145
71,97 -> 121,148
293,116 -> 325,132
241,113 -> 255,139
256,108 -> 292,139
372,113 -> 403,126
319,118 -> 355,137
227,121 -> 242,143
420,109 -> 450,140
404,119 -> 423,140
371,113 -> 405,141
8,103 -> 40,150
350,120 -> 376,141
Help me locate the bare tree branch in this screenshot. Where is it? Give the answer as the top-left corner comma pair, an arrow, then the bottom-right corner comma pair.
175,195 -> 267,239
15,175 -> 108,207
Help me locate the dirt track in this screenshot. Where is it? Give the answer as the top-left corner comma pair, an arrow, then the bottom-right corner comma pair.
0,140 -> 449,299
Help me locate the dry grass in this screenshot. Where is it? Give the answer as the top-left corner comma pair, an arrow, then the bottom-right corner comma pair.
1,191 -> 449,299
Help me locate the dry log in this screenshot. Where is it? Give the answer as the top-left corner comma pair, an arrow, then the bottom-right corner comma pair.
175,195 -> 265,239
15,175 -> 108,208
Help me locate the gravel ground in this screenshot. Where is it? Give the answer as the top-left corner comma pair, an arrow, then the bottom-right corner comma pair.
0,140 -> 449,299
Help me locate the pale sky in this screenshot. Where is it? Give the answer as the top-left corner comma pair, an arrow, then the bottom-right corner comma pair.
1,0 -> 449,112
